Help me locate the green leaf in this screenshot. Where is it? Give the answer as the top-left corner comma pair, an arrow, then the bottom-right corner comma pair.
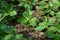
21,0 -> 26,1
54,33 -> 60,40
24,3 -> 31,9
50,11 -> 54,16
2,35 -> 13,40
35,25 -> 46,31
48,17 -> 56,25
22,10 -> 32,20
17,16 -> 28,23
9,10 -> 17,16
0,24 -> 14,33
33,0 -> 38,2
28,36 -> 33,40
15,34 -> 23,39
40,1 -> 46,6
48,26 -> 57,32
0,14 -> 2,18
56,25 -> 60,33
56,12 -> 60,18
18,2 -> 25,6
45,30 -> 54,38
29,17 -> 39,26
43,16 -> 48,22
15,34 -> 26,40
35,22 -> 47,31
52,0 -> 60,10
38,22 -> 47,26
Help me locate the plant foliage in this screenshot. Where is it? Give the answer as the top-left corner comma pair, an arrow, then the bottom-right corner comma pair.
0,0 -> 60,40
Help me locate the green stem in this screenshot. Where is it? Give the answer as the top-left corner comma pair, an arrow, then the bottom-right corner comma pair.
0,14 -> 8,21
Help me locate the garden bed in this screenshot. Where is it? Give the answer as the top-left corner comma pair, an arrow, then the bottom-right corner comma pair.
0,0 -> 60,40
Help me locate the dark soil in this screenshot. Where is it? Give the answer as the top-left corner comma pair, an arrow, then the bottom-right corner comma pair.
15,24 -> 51,40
